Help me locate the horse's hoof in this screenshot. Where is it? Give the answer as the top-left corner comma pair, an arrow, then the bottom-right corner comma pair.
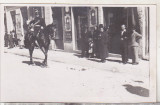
41,64 -> 48,68
29,62 -> 35,66
42,61 -> 47,66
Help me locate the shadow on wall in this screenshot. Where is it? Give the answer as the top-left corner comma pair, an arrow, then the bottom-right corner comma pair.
123,84 -> 149,97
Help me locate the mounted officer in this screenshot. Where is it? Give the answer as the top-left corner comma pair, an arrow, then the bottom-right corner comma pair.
28,9 -> 46,37
24,9 -> 46,48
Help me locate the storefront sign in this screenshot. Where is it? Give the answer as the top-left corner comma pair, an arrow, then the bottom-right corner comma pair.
65,14 -> 71,31
64,7 -> 72,42
89,7 -> 97,27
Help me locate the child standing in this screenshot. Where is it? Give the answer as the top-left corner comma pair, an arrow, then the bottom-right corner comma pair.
88,38 -> 94,58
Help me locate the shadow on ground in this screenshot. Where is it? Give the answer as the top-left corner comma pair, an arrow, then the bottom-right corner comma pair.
87,58 -> 101,62
73,53 -> 82,58
106,59 -> 121,63
123,84 -> 149,97
22,61 -> 44,67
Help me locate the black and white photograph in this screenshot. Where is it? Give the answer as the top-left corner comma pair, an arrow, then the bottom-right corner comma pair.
0,4 -> 156,103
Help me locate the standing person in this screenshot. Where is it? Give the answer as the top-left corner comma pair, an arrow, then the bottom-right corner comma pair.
8,31 -> 14,49
81,27 -> 90,57
50,26 -> 57,50
93,26 -> 99,57
88,38 -> 94,58
104,26 -> 109,57
120,24 -> 129,64
4,32 -> 9,47
98,24 -> 108,63
129,27 -> 142,65
12,30 -> 18,47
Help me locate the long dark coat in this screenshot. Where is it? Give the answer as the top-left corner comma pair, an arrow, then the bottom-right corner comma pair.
81,31 -> 91,56
93,30 -> 100,55
98,31 -> 109,60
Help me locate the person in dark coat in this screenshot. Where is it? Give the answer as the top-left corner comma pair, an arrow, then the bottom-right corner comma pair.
4,32 -> 9,47
98,24 -> 109,63
8,31 -> 14,49
120,24 -> 129,64
81,27 -> 90,57
93,26 -> 100,57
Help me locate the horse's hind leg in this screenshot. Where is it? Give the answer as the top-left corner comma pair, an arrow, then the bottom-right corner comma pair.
29,43 -> 35,65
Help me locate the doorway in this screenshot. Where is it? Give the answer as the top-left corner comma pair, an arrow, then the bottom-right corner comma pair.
103,7 -> 127,54
51,7 -> 64,50
72,7 -> 88,50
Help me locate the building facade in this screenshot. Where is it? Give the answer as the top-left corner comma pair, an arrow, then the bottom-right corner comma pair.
4,6 -> 150,60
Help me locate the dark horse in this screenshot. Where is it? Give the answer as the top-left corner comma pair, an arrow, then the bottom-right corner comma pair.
24,24 -> 55,67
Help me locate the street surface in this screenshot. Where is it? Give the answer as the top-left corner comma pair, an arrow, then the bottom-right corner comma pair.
1,47 -> 151,102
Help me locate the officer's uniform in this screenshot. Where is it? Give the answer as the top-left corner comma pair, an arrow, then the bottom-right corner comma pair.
29,9 -> 46,37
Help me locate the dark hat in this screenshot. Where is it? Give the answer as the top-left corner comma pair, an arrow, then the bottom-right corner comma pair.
34,9 -> 39,13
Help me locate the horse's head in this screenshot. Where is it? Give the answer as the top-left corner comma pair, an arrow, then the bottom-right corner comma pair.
47,24 -> 56,39
50,24 -> 55,33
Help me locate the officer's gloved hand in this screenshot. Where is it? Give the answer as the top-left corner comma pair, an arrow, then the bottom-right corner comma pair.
30,28 -> 34,31
41,26 -> 44,29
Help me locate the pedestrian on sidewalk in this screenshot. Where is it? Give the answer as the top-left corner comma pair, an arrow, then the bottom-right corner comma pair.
120,24 -> 129,64
4,32 -> 9,47
49,25 -> 57,50
88,38 -> 94,58
12,30 -> 18,47
93,26 -> 100,58
81,26 -> 90,58
129,27 -> 142,65
97,24 -> 108,63
8,31 -> 14,49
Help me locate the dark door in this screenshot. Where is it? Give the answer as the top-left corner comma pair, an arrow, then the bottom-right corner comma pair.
77,16 -> 88,50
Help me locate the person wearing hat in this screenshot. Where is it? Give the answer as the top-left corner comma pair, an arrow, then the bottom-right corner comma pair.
120,24 -> 129,64
93,26 -> 100,57
97,24 -> 108,63
129,27 -> 142,65
81,26 -> 91,57
29,9 -> 46,37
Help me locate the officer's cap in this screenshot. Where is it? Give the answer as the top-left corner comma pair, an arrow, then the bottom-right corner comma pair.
34,9 -> 39,13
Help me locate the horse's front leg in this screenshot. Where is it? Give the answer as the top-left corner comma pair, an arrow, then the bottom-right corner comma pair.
40,46 -> 48,66
29,43 -> 35,65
